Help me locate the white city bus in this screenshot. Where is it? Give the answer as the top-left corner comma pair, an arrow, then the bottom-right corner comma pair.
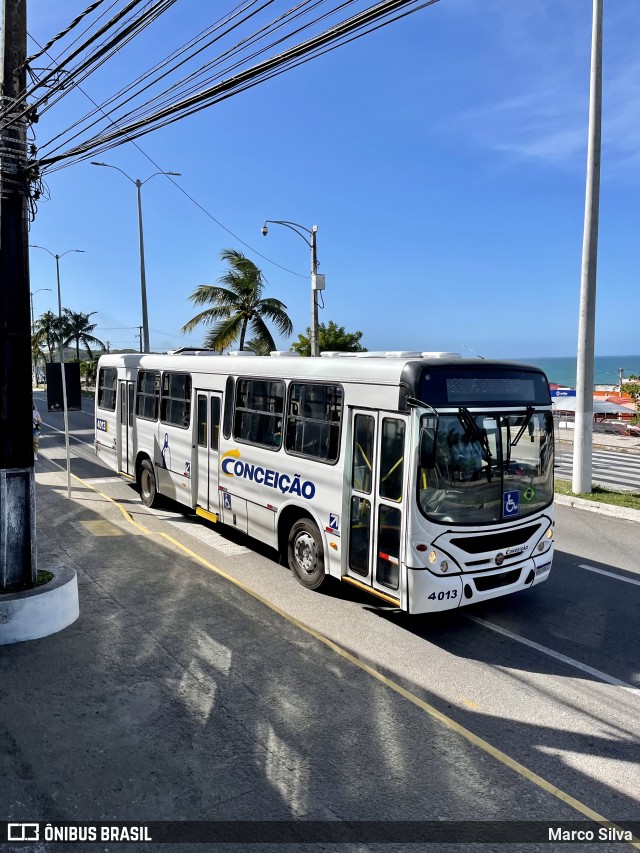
94,350 -> 555,614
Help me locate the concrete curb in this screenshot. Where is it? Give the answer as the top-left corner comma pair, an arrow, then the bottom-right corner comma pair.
554,494 -> 640,523
0,566 -> 79,645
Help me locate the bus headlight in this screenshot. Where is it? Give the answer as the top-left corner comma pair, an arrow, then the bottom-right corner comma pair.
535,527 -> 554,555
428,550 -> 438,563
440,561 -> 449,573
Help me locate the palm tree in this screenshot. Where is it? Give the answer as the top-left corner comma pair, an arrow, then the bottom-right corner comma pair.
34,310 -> 64,363
181,249 -> 293,352
79,354 -> 100,388
244,336 -> 272,356
61,310 -> 105,363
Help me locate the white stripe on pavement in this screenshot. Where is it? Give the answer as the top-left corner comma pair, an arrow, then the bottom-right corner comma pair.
464,614 -> 639,694
579,564 -> 640,586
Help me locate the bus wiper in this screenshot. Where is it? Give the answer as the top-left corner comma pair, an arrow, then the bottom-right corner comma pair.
511,406 -> 535,447
457,407 -> 492,465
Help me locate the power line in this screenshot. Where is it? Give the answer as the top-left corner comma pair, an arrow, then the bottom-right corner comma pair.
23,0 -> 110,68
30,0 -> 441,170
25,35 -> 307,279
0,0 -> 177,128
34,0 -> 335,158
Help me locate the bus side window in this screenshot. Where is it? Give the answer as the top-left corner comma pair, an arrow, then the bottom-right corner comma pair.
352,415 -> 374,494
211,397 -> 221,451
197,395 -> 207,447
137,370 -> 160,420
233,378 -> 284,449
223,377 -> 234,439
285,382 -> 343,463
160,372 -> 191,429
379,418 -> 405,502
97,367 -> 117,411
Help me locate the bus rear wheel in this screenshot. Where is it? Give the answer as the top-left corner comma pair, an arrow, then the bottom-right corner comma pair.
287,519 -> 326,590
139,459 -> 159,508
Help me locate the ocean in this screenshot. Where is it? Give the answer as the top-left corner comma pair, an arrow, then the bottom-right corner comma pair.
510,355 -> 640,390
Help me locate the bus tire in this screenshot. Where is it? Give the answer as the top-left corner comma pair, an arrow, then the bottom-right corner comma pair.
287,518 -> 326,590
139,459 -> 159,508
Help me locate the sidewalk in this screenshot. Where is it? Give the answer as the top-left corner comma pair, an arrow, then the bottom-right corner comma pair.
0,464 -> 601,850
556,430 -> 640,454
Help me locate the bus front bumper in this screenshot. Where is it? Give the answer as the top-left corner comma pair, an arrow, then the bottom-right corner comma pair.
407,549 -> 553,614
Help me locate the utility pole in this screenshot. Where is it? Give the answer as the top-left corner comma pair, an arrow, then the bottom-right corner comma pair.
310,226 -> 319,358
135,179 -> 150,353
0,0 -> 36,587
138,326 -> 143,353
572,0 -> 603,495
618,367 -> 623,393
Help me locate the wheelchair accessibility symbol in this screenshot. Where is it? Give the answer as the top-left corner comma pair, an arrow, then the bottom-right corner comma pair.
503,490 -> 520,517
223,492 -> 232,510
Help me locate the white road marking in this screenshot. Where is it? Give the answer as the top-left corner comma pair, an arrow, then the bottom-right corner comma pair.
40,451 -> 249,556
464,614 -> 639,693
142,505 -> 250,556
41,420 -> 90,446
167,517 -> 250,556
579,563 -> 640,586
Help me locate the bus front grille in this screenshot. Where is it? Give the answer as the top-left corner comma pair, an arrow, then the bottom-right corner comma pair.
451,524 -> 541,555
473,568 -> 521,592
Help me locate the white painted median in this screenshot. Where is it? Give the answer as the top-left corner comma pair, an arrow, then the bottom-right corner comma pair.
0,566 -> 79,645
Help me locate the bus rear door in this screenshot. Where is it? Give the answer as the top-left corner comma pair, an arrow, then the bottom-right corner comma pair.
118,379 -> 135,476
347,409 -> 409,607
194,390 -> 222,520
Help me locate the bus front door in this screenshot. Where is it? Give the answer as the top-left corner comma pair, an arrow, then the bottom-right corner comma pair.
118,380 -> 135,476
194,391 -> 222,519
347,409 -> 408,604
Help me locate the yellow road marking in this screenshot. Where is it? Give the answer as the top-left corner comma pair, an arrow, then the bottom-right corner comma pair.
59,468 -> 639,848
78,519 -> 124,537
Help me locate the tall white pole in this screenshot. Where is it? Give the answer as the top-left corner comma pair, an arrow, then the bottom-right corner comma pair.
572,0 -> 603,495
30,292 -> 36,384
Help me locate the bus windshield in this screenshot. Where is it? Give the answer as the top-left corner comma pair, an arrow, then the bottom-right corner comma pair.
418,410 -> 554,524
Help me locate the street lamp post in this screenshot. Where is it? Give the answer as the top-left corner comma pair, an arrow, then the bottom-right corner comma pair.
30,287 -> 52,385
30,247 -> 85,358
30,246 -> 84,498
30,287 -> 51,334
261,220 -> 323,357
91,163 -> 181,353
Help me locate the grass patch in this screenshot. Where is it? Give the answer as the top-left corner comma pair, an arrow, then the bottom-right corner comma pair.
555,478 -> 640,510
0,569 -> 55,595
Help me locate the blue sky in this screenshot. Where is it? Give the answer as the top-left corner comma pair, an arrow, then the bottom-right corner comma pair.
26,0 -> 639,358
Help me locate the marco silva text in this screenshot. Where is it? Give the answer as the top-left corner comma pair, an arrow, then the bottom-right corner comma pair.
549,826 -> 634,842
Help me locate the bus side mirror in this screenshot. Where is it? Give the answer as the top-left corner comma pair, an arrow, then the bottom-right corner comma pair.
419,427 -> 437,469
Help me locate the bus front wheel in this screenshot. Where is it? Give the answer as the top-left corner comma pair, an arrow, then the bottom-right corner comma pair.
139,459 -> 159,508
287,519 -> 326,590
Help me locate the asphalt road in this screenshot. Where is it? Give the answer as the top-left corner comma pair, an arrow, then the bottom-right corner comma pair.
32,391 -> 640,841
